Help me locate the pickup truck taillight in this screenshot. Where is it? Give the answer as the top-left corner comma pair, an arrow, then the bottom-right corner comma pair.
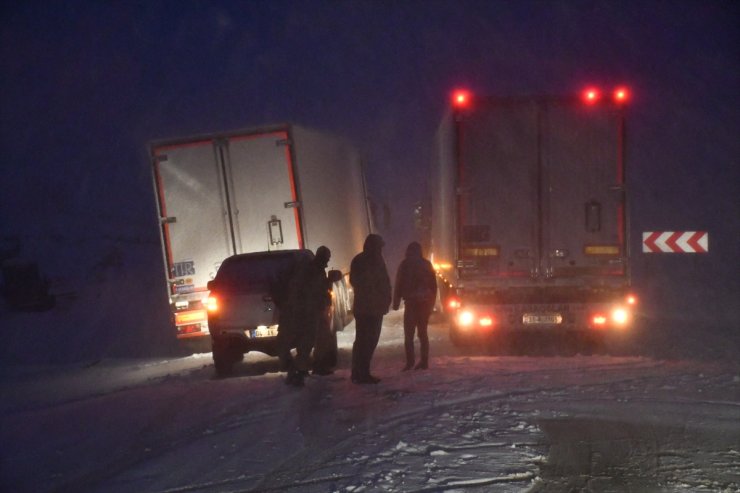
206,295 -> 219,313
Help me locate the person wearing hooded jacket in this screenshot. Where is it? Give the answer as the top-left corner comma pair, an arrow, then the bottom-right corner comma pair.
349,234 -> 391,384
280,246 -> 333,387
393,241 -> 437,370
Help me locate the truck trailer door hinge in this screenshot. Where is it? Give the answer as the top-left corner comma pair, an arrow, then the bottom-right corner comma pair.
284,201 -> 300,209
160,216 -> 177,224
276,138 -> 292,147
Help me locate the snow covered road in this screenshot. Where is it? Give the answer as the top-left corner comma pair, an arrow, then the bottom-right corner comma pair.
2,311 -> 739,492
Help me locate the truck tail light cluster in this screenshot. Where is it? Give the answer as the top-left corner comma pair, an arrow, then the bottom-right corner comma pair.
456,309 -> 496,330
589,305 -> 632,329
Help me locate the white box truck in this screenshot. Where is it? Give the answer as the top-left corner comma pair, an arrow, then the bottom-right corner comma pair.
150,124 -> 372,346
431,89 -> 637,352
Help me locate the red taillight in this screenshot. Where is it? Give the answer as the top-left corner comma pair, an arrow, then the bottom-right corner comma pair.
452,89 -> 471,109
457,310 -> 475,326
611,307 -> 630,325
206,296 -> 218,313
447,297 -> 461,310
626,294 -> 637,305
590,305 -> 632,330
583,87 -> 601,104
456,309 -> 495,330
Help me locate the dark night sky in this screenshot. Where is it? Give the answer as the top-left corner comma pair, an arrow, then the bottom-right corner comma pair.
1,1 -> 739,327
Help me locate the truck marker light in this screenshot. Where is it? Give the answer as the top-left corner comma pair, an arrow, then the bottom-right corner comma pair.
583,88 -> 601,104
613,87 -> 629,103
626,294 -> 637,305
452,90 -> 471,108
206,296 -> 218,313
448,297 -> 461,310
479,316 -> 494,327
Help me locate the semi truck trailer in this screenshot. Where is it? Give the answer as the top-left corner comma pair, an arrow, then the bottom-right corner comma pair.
150,124 -> 372,345
431,88 -> 637,351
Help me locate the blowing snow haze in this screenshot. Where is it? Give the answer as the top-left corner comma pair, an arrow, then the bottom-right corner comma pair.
1,1 -> 738,362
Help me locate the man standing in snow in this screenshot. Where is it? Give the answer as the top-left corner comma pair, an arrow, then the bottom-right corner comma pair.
350,234 -> 391,384
393,241 -> 437,370
280,246 -> 333,387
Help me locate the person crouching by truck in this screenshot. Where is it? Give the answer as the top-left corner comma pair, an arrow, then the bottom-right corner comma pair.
393,241 -> 437,370
279,246 -> 333,387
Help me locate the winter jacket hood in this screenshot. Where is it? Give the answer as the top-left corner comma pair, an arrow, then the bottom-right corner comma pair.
405,241 -> 423,258
393,241 -> 437,310
350,234 -> 391,316
363,234 -> 385,256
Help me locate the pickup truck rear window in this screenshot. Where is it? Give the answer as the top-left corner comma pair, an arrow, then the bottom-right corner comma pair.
214,253 -> 307,293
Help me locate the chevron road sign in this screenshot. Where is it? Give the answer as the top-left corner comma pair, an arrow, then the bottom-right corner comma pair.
642,231 -> 709,253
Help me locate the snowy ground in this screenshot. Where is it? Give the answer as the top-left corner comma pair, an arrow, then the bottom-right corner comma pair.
2,311 -> 739,493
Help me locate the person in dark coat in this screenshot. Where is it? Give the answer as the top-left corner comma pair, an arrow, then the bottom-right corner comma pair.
350,234 -> 391,384
393,241 -> 437,370
280,246 -> 333,387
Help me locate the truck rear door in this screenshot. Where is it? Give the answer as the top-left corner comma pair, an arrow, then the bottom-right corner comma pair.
459,100 -> 539,279
224,131 -> 303,253
542,103 -> 625,281
153,140 -> 232,296
458,98 -> 625,283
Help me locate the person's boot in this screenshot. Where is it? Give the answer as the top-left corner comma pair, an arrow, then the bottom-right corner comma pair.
415,339 -> 429,370
285,369 -> 305,387
312,366 -> 334,376
403,342 -> 415,371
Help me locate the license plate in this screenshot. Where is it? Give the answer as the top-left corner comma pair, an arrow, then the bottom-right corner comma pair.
523,313 -> 563,325
249,326 -> 279,338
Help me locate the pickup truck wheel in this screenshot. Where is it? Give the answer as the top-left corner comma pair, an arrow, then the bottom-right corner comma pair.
213,355 -> 233,377
212,339 -> 239,377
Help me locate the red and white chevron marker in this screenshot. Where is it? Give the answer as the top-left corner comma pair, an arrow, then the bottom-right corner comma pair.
642,231 -> 709,253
